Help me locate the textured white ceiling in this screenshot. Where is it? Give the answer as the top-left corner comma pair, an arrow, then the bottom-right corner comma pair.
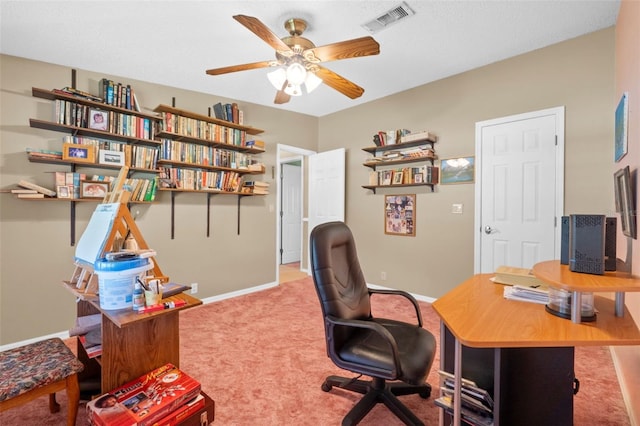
0,0 -> 620,117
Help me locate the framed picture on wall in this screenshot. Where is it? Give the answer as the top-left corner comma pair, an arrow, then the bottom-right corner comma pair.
440,157 -> 475,184
384,194 -> 416,236
614,92 -> 628,162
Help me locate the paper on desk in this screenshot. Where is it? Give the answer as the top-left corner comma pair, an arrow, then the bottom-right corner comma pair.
503,285 -> 549,305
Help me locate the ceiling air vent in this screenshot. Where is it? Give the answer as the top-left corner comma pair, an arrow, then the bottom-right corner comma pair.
362,2 -> 415,34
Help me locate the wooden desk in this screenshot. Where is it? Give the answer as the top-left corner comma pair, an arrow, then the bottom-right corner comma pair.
64,283 -> 202,393
432,274 -> 640,426
533,260 -> 640,322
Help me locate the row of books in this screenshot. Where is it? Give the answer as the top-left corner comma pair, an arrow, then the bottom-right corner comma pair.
369,165 -> 439,186
54,100 -> 155,140
373,129 -> 438,147
159,139 -> 254,170
60,137 -> 159,170
212,101 -> 243,125
87,363 -> 205,426
91,175 -> 159,202
436,370 -> 494,426
98,78 -> 141,111
159,167 -> 242,192
368,146 -> 435,163
158,112 -> 247,147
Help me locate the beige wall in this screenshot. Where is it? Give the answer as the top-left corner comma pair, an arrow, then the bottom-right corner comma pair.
319,28 -> 615,298
0,28 -> 618,340
0,55 -> 318,344
611,1 -> 640,424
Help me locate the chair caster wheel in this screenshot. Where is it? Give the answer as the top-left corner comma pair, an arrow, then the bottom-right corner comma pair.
321,382 -> 332,392
419,390 -> 431,399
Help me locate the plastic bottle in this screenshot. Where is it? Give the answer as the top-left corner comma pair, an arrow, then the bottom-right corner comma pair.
133,281 -> 145,311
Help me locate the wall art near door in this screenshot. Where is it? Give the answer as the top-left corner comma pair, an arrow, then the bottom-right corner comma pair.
440,157 -> 475,184
384,194 -> 415,236
615,92 -> 628,162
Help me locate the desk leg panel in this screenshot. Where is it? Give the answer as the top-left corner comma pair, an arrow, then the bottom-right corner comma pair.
496,346 -> 574,426
101,313 -> 180,392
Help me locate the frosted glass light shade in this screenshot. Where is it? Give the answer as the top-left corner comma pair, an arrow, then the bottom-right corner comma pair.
267,68 -> 287,90
286,63 -> 307,85
305,72 -> 322,93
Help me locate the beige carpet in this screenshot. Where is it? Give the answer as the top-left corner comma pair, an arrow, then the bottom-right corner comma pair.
0,277 -> 630,425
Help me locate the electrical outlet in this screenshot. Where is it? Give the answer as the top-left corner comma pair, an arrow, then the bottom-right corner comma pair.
380,271 -> 387,280
190,283 -> 198,294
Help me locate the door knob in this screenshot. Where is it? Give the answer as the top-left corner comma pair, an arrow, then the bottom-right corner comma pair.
484,225 -> 494,235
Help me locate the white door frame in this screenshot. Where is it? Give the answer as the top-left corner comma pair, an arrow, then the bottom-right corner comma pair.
473,106 -> 565,273
280,158 -> 303,265
276,144 -> 316,284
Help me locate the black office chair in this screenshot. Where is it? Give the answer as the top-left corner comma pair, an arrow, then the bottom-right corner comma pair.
310,221 -> 437,426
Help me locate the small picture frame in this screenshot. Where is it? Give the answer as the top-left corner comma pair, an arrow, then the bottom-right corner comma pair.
413,173 -> 423,184
392,170 -> 404,185
89,108 -> 109,131
56,185 -> 72,199
80,180 -> 109,199
62,143 -> 95,163
99,149 -> 125,166
440,157 -> 475,184
384,194 -> 416,236
614,92 -> 628,162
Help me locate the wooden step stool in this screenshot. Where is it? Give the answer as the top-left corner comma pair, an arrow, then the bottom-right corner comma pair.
0,337 -> 84,426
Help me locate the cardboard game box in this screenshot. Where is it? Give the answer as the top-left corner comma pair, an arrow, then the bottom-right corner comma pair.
87,363 -> 201,426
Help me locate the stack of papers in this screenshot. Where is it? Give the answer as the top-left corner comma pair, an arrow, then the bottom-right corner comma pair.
503,285 -> 549,305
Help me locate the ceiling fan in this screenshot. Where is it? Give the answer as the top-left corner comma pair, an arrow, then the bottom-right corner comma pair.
205,15 -> 380,104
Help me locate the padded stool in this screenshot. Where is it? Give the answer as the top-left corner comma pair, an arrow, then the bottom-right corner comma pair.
0,337 -> 84,426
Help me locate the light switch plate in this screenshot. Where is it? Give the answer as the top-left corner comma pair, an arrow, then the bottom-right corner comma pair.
452,203 -> 463,214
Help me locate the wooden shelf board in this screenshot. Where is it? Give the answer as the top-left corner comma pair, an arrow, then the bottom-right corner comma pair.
154,104 -> 264,135
30,119 -> 161,147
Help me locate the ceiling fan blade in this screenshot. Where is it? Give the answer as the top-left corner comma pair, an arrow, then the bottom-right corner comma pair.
274,80 -> 291,104
314,66 -> 365,99
233,15 -> 292,53
206,60 -> 273,76
305,36 -> 380,63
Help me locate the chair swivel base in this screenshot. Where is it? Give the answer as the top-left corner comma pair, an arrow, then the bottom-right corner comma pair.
322,375 -> 431,426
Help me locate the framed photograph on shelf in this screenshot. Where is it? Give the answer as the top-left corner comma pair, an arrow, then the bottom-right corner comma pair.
62,143 -> 95,164
413,173 -> 423,184
440,157 -> 475,184
99,149 -> 125,166
384,194 -> 416,237
392,170 -> 404,185
80,180 -> 109,199
88,108 -> 108,131
614,92 -> 628,162
56,185 -> 72,199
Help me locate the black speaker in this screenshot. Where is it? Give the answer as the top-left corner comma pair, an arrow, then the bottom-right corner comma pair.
560,216 -> 569,265
569,214 -> 605,275
605,217 -> 617,271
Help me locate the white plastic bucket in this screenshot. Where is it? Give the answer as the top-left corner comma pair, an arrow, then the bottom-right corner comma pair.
96,259 -> 153,310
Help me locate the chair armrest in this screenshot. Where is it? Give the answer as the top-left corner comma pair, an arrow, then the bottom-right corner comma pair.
325,314 -> 402,377
368,288 -> 423,327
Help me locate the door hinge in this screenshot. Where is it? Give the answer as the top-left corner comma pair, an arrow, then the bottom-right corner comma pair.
555,135 -> 558,146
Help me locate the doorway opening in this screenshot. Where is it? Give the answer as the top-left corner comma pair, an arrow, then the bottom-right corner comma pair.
276,144 -> 316,284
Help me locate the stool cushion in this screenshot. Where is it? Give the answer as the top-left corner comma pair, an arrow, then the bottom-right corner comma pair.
0,338 -> 84,402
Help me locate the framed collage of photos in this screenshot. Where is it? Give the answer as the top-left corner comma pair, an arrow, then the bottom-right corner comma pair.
384,194 -> 415,236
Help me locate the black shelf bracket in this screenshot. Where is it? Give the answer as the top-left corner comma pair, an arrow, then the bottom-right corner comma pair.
171,191 -> 177,239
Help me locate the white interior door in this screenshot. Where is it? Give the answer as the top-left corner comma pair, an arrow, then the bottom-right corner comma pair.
308,148 -> 345,234
281,162 -> 302,264
474,107 -> 564,273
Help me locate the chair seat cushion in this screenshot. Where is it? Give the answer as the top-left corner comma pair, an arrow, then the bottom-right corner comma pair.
338,318 -> 436,384
0,338 -> 84,402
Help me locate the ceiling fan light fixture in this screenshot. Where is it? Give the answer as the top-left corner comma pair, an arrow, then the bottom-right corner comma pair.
267,68 -> 287,90
286,62 -> 307,86
284,83 -> 302,96
305,72 -> 323,93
